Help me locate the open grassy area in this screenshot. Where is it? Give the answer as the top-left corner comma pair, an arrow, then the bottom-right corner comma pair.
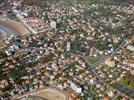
119,74 -> 134,90
127,50 -> 134,55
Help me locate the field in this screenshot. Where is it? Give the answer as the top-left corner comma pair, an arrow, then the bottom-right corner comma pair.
16,88 -> 68,100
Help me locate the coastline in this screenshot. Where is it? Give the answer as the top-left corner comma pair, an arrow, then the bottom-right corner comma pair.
0,17 -> 30,39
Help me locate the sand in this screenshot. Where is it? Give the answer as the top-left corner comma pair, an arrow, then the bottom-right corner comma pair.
8,20 -> 30,35
0,18 -> 30,39
16,88 -> 68,100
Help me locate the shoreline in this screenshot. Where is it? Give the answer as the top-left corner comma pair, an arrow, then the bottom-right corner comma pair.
0,18 -> 30,39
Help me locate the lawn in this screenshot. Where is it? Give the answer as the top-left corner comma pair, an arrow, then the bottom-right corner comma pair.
119,74 -> 134,90
88,57 -> 97,64
127,50 -> 134,55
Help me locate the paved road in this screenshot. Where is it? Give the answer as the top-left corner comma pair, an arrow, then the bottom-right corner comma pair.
90,85 -> 98,97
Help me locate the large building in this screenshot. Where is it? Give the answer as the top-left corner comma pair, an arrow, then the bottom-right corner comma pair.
70,81 -> 82,93
105,58 -> 115,67
50,20 -> 57,29
67,41 -> 71,51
